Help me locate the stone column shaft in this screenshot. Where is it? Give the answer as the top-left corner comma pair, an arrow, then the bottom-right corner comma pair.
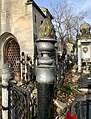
78,40 -> 81,72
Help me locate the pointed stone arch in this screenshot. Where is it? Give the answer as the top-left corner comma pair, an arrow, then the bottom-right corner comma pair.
0,32 -> 20,80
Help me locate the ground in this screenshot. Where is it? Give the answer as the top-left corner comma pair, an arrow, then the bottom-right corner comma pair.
54,69 -> 81,118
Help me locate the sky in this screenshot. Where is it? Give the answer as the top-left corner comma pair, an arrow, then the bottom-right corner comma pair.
34,0 -> 91,24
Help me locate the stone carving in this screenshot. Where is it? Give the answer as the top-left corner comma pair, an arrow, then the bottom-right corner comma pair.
80,23 -> 91,35
38,18 -> 55,38
83,47 -> 88,53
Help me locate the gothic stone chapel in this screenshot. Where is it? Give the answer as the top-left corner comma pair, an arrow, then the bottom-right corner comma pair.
0,0 -> 53,79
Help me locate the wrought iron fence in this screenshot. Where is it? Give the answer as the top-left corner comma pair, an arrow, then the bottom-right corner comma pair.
8,82 -> 34,119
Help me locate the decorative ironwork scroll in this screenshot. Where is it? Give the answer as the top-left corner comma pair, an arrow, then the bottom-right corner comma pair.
8,84 -> 31,119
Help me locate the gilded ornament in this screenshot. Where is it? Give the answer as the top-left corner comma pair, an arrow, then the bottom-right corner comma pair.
83,47 -> 88,53
38,18 -> 55,38
80,23 -> 91,35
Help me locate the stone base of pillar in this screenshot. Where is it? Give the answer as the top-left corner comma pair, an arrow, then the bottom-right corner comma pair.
37,83 -> 54,119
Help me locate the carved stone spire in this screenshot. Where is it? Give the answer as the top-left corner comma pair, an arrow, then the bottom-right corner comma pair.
38,18 -> 55,39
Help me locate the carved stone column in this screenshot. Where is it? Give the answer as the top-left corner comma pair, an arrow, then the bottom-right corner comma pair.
36,18 -> 56,119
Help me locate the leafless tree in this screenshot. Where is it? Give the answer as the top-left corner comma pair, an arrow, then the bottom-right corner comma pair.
51,1 -> 87,41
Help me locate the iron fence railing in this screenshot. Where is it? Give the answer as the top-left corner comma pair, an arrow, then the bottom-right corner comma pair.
8,82 -> 33,119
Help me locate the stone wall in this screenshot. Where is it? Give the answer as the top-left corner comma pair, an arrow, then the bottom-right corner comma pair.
0,0 -> 46,77
0,0 -> 45,56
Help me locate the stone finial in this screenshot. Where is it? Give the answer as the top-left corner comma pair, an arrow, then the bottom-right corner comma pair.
38,18 -> 55,39
80,23 -> 91,35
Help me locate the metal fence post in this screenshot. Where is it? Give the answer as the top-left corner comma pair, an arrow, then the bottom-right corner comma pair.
2,63 -> 14,119
36,18 -> 56,119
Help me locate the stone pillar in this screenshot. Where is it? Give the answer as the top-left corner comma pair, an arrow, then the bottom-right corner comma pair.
78,40 -> 81,72
36,18 -> 56,119
2,63 -> 14,119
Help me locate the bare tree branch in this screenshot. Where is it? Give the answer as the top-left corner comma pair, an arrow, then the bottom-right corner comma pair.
51,1 -> 87,41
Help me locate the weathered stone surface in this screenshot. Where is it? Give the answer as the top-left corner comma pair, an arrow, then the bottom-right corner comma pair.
38,18 -> 55,38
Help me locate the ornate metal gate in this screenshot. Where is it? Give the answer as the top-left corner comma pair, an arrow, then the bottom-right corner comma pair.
4,39 -> 20,80
8,84 -> 31,119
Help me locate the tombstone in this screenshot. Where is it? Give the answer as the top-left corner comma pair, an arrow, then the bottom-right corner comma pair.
77,23 -> 91,73
71,74 -> 91,119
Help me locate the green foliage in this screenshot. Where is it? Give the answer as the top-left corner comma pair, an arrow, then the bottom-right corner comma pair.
57,84 -> 78,96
